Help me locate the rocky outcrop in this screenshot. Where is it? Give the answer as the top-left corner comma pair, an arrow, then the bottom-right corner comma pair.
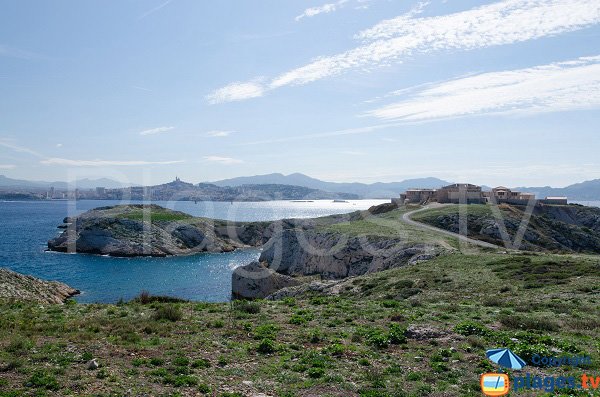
232,261 -> 301,299
48,205 -> 251,257
0,268 -> 79,304
259,229 -> 438,279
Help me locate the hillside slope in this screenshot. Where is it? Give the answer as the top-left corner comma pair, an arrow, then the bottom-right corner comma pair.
1,253 -> 598,395
412,204 -> 600,253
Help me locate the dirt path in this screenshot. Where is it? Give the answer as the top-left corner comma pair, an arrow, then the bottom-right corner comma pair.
401,204 -> 502,250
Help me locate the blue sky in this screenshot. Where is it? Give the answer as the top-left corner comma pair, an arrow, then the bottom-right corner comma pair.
1,0 -> 599,187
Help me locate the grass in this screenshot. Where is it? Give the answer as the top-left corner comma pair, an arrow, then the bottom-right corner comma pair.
116,207 -> 193,222
0,252 -> 599,396
319,207 -> 460,248
490,256 -> 600,288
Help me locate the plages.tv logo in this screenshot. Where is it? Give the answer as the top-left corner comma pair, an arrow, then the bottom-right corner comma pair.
481,373 -> 510,396
481,348 -> 527,396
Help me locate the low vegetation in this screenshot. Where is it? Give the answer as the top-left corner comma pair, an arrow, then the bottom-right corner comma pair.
1,252 -> 599,396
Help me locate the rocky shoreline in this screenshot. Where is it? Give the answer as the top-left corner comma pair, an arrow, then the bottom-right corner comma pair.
0,268 -> 79,304
46,202 -> 445,300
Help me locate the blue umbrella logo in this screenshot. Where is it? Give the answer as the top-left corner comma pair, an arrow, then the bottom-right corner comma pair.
486,348 -> 527,370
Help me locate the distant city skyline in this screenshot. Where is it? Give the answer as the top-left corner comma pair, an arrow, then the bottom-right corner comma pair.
1,0 -> 600,187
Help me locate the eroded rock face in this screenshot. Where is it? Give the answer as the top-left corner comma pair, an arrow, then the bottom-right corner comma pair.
0,268 -> 79,304
47,205 -> 248,257
231,261 -> 301,299
259,229 -> 437,279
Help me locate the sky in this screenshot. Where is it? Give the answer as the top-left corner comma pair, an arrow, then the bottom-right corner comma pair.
1,0 -> 600,187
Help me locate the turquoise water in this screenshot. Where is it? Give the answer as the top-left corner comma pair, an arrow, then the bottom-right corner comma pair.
0,199 -> 385,303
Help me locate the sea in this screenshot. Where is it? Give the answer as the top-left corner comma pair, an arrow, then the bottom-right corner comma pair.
0,199 -> 387,303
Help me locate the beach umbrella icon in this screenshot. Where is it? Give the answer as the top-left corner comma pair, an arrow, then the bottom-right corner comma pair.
486,348 -> 527,370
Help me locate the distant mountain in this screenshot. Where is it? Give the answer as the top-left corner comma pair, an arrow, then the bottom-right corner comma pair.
0,175 -> 135,189
515,179 -> 600,201
211,173 -> 451,198
117,179 -> 359,201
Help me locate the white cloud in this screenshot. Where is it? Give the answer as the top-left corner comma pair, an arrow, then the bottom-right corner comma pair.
138,0 -> 173,20
211,0 -> 600,102
0,164 -> 16,169
40,158 -> 183,167
239,123 -> 402,145
205,130 -> 234,137
0,139 -> 42,157
56,143 -> 63,148
203,156 -> 244,165
139,126 -> 175,136
206,81 -> 266,104
366,55 -> 600,121
295,0 -> 348,21
131,85 -> 152,92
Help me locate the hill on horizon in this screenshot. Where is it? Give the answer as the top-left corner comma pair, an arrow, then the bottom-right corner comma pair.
211,173 -> 451,199
211,173 -> 600,201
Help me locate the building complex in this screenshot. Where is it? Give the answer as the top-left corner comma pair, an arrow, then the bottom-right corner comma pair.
394,184 -> 567,206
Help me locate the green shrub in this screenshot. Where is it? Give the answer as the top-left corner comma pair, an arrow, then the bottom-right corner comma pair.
380,299 -> 400,308
257,338 -> 276,354
307,367 -> 325,378
253,323 -> 279,340
6,336 -> 33,353
191,358 -> 211,369
134,291 -> 188,304
365,329 -> 390,349
454,321 -> 492,337
212,319 -> 225,328
164,374 -> 198,387
153,305 -> 183,322
150,357 -> 165,366
325,343 -> 346,356
26,371 -> 60,390
232,300 -> 261,314
290,309 -> 314,325
388,324 -> 407,344
131,358 -> 146,367
173,356 -> 190,367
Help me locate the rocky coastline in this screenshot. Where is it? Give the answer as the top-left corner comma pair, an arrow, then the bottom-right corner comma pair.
0,268 -> 79,304
47,204 -> 269,257
47,202 -> 440,299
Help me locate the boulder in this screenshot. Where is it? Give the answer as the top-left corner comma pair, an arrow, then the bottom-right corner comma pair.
232,261 -> 301,299
86,359 -> 99,370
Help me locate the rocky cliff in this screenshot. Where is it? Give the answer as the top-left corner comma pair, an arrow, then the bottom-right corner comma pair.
0,268 -> 79,304
259,229 -> 436,279
232,203 -> 443,298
